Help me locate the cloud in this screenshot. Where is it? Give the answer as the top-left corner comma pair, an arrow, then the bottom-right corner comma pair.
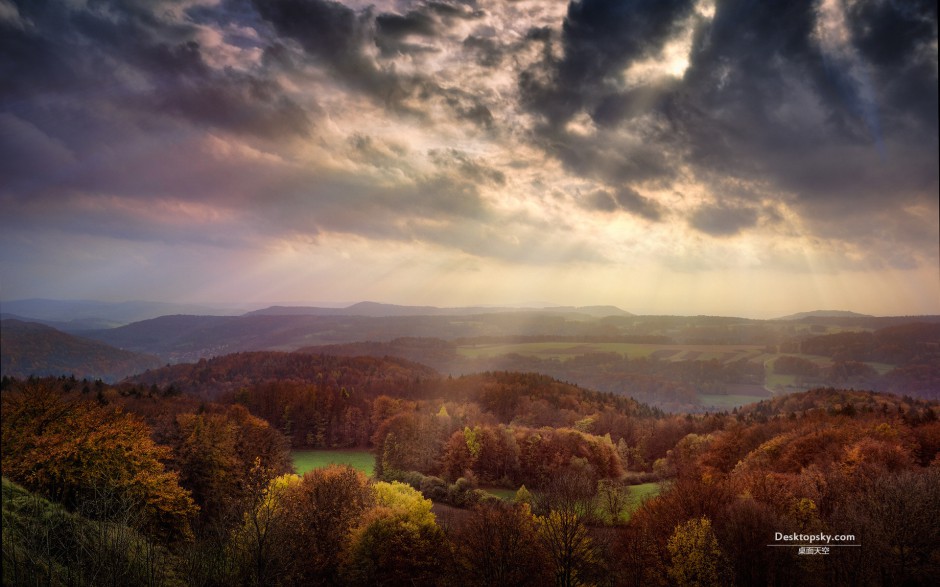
375,9 -> 439,55
0,113 -> 76,188
1,0 -> 311,142
582,186 -> 663,221
689,203 -> 759,237
520,0 -> 694,127
462,34 -> 504,67
614,186 -> 664,221
513,0 -> 936,255
0,0 -> 937,306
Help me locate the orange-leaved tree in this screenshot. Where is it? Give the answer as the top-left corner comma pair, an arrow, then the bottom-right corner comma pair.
1,381 -> 197,541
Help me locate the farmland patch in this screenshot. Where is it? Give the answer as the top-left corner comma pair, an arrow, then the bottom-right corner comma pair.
292,449 -> 374,476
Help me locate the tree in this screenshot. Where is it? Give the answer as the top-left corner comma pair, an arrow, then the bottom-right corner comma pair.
173,411 -> 241,532
666,517 -> 733,587
169,406 -> 291,534
597,479 -> 631,524
290,465 -> 374,584
847,468 -> 940,586
373,413 -> 449,479
530,467 -> 604,586
1,382 -> 197,542
537,509 -> 599,587
232,469 -> 302,586
344,481 -> 451,586
452,502 -> 551,587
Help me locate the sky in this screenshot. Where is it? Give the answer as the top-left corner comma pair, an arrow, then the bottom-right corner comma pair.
0,0 -> 937,318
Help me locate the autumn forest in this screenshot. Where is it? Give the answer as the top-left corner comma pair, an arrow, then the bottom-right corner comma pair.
2,311 -> 939,586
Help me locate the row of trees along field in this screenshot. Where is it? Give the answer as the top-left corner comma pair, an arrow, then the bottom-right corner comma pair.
3,358 -> 939,585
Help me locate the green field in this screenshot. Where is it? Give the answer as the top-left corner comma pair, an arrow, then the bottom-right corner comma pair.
292,449 -> 375,476
628,482 -> 660,503
868,362 -> 896,375
457,341 -> 766,362
617,482 -> 662,521
482,481 -> 660,521
482,487 -> 519,500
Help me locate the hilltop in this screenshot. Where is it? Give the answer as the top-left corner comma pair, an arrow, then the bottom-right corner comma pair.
775,309 -> 874,320
0,319 -> 162,382
245,301 -> 632,318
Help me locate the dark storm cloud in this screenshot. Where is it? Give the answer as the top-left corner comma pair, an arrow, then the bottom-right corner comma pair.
463,35 -> 504,68
512,0 -> 936,258
678,0 -> 852,168
251,0 -> 487,118
521,0 -> 694,126
614,186 -> 664,221
844,0 -> 938,138
582,187 -> 664,221
377,10 -> 437,37
688,203 -> 759,237
517,1 -> 698,187
847,0 -> 937,68
251,0 -> 367,64
1,0 -> 310,144
673,0 -> 937,233
250,0 -> 419,107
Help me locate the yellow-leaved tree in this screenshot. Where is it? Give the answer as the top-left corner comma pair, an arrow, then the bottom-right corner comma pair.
344,481 -> 450,585
667,516 -> 733,587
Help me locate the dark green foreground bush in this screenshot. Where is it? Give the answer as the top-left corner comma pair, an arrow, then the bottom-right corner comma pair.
2,477 -> 180,586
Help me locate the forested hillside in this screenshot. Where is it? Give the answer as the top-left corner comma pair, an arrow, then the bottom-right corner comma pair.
0,319 -> 163,381
124,352 -> 661,457
3,369 -> 937,586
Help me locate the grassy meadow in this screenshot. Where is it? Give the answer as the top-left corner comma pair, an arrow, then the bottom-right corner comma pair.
481,481 -> 661,523
292,449 -> 375,476
623,482 -> 661,519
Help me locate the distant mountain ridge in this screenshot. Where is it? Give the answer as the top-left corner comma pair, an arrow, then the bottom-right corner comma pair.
77,310 -> 940,366
0,298 -> 245,327
776,310 -> 874,320
246,301 -> 632,318
82,310 -> 642,363
0,313 -> 124,332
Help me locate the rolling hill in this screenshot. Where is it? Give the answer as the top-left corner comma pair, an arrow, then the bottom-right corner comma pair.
0,319 -> 163,381
245,301 -> 633,318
